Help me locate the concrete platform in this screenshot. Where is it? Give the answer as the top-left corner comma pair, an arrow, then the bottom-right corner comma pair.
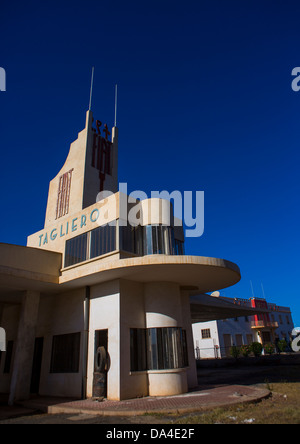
15,385 -> 270,418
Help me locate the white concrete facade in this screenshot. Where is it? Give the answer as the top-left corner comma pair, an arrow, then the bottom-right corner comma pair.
0,276 -> 200,401
0,108 -> 269,404
192,296 -> 295,359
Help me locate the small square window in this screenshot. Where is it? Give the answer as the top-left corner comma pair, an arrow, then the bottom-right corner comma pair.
201,329 -> 211,339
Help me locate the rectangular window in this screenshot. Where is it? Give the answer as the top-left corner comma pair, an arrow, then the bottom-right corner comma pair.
50,333 -> 81,373
65,233 -> 88,267
120,225 -> 144,256
64,224 -> 117,268
174,239 -> 185,255
56,169 -> 74,219
151,226 -> 175,255
130,327 -> 188,372
201,329 -> 211,339
120,225 -> 183,257
246,334 -> 253,345
168,228 -> 176,255
144,226 -> 152,255
147,328 -> 158,370
152,226 -> 159,254
223,334 -> 232,357
90,224 -> 116,259
235,334 -> 243,347
120,225 -> 135,254
130,329 -> 147,372
135,226 -> 144,256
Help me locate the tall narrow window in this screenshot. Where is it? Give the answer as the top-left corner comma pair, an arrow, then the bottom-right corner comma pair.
56,169 -> 74,219
130,329 -> 147,372
65,232 -> 88,267
120,225 -> 135,254
174,239 -> 185,255
144,226 -> 153,255
90,225 -> 116,259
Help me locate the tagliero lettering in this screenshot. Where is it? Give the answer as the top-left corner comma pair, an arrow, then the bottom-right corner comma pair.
0,327 -> 6,352
38,206 -> 107,246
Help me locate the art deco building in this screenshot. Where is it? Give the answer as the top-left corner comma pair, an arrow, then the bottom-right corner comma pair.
0,108 -> 265,404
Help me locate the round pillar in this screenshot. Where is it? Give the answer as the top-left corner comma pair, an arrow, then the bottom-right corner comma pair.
144,282 -> 188,397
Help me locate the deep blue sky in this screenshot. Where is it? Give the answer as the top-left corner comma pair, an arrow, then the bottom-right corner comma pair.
0,0 -> 299,325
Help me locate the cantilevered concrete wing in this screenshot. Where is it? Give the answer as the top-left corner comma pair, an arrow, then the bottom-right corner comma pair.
0,243 -> 61,304
190,293 -> 270,323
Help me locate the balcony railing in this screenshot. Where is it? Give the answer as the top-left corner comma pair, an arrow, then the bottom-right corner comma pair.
251,321 -> 279,329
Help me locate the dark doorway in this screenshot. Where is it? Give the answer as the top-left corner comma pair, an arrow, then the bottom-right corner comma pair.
93,330 -> 108,398
30,337 -> 44,394
262,331 -> 272,344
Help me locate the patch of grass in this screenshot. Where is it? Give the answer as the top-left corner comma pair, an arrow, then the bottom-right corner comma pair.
172,382 -> 300,424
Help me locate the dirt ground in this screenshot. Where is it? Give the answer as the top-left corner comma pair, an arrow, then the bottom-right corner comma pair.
178,361 -> 300,424
1,356 -> 300,424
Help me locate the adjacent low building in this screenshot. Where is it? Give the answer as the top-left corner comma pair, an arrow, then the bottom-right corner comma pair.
192,295 -> 294,359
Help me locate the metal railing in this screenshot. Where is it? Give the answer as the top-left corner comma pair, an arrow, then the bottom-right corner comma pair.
194,343 -> 293,360
195,346 -> 226,360
222,297 -> 291,314
251,321 -> 279,329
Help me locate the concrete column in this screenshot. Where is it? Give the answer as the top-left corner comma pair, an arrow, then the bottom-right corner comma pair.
144,282 -> 183,329
144,282 -> 188,397
180,291 -> 198,390
8,291 -> 40,405
0,304 -> 5,352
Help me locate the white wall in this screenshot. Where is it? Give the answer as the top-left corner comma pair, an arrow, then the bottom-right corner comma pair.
192,321 -> 219,359
0,305 -> 20,393
180,291 -> 198,389
119,279 -> 148,400
192,310 -> 295,360
271,311 -> 294,341
217,317 -> 253,351
87,280 -> 121,400
36,289 -> 85,398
